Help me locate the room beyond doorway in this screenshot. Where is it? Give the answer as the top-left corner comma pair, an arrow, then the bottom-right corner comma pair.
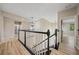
61,16 -> 76,48
59,16 -> 78,54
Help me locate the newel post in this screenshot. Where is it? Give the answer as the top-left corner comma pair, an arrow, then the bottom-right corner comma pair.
47,29 -> 50,55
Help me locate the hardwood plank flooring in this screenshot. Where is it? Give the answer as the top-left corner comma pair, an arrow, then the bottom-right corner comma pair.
50,48 -> 66,55
0,39 -> 67,55
0,39 -> 31,55
58,43 -> 79,55
58,38 -> 79,55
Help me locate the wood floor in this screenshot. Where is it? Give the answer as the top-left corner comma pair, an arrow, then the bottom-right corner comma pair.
50,48 -> 66,55
0,39 -> 67,55
0,39 -> 31,55
58,38 -> 79,55
0,38 -> 77,55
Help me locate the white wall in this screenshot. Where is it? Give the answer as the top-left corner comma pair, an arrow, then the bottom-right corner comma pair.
0,10 -> 30,42
0,11 -> 4,42
4,17 -> 15,40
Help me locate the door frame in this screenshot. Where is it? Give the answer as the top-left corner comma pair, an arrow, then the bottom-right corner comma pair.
60,16 -> 77,47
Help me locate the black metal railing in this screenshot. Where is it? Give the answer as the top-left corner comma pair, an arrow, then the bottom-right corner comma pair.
18,29 -> 50,55
18,29 -> 59,55
32,29 -> 59,55
32,33 -> 55,48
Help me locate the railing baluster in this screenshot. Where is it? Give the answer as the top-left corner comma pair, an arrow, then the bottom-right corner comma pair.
24,31 -> 26,46
18,29 -> 20,40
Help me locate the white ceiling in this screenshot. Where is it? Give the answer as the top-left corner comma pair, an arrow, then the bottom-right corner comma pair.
0,3 -> 78,22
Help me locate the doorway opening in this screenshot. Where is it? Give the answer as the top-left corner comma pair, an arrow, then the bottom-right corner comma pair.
59,16 -> 78,54
61,17 -> 75,48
